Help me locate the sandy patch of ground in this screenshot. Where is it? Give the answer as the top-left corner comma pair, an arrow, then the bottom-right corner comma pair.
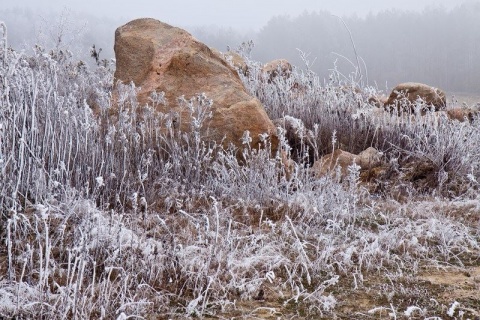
418,266 -> 480,316
212,264 -> 480,319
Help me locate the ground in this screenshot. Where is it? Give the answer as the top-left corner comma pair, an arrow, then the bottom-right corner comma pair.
206,265 -> 480,319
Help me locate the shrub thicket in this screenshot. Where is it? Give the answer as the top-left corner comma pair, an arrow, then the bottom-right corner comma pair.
1,24 -> 479,318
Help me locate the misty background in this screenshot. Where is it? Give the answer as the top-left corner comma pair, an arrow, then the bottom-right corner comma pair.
1,0 -> 479,93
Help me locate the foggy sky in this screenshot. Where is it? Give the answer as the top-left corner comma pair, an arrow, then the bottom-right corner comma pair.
1,0 -> 471,30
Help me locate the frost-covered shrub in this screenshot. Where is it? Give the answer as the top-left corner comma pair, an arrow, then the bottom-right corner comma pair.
235,44 -> 480,195
1,25 -> 480,319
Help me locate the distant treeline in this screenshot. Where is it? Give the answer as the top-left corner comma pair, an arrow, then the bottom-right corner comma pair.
0,7 -> 122,66
2,4 -> 480,93
197,3 -> 480,94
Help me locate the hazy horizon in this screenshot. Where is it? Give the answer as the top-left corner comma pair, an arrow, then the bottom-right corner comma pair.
2,0 -> 480,93
1,0 -> 473,31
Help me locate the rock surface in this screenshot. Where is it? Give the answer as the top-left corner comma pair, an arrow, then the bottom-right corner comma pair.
262,59 -> 292,81
445,106 -> 479,123
210,49 -> 249,76
312,147 -> 383,179
114,18 -> 277,151
385,82 -> 446,112
223,51 -> 249,76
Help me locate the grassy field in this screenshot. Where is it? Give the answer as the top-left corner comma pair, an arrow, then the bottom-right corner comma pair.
1,29 -> 480,319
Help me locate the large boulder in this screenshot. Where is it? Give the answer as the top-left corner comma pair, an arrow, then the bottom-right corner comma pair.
114,18 -> 277,152
385,82 -> 446,112
312,147 -> 383,180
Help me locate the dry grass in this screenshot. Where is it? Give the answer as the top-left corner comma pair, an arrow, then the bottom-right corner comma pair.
1,26 -> 480,319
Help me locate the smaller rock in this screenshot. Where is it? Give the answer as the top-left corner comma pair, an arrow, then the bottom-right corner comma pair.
357,147 -> 383,169
312,147 -> 383,180
446,107 -> 478,123
262,59 -> 292,82
385,82 -> 446,113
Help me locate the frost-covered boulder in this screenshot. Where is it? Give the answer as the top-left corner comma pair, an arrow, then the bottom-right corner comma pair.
312,147 -> 383,179
113,18 -> 277,152
385,82 -> 446,112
